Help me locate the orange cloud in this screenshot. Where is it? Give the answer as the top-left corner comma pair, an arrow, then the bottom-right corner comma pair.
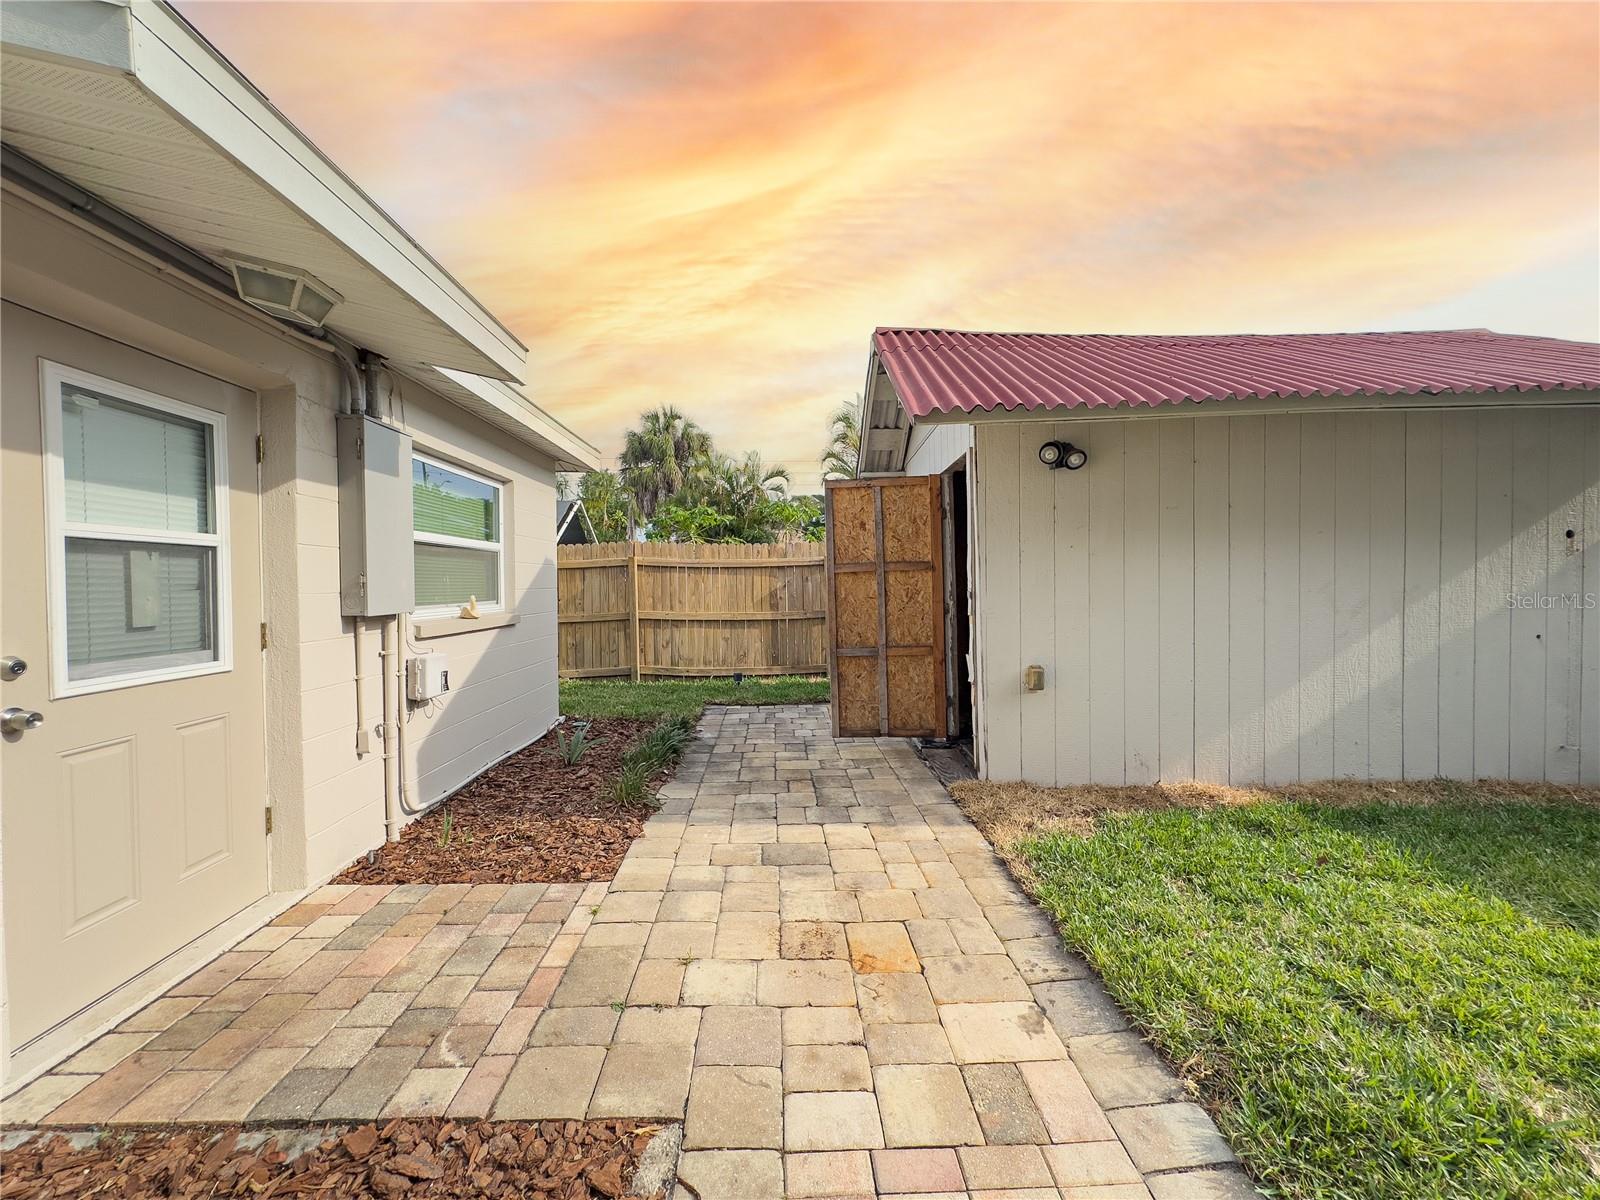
181,2 -> 1598,490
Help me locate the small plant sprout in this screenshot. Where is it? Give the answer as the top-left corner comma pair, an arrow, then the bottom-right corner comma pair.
556,722 -> 599,765
609,1000 -> 626,1014
436,803 -> 454,849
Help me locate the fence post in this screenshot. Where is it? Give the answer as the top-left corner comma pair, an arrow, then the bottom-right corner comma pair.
628,539 -> 642,681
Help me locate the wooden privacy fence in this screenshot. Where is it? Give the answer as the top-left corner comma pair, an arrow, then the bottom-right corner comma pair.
558,541 -> 828,678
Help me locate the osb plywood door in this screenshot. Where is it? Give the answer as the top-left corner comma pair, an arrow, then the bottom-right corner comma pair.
825,476 -> 947,739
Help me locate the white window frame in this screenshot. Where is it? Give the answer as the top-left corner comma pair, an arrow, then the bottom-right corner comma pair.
411,449 -> 506,620
41,360 -> 233,699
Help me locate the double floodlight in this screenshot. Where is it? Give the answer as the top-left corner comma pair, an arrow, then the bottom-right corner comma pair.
1038,440 -> 1087,470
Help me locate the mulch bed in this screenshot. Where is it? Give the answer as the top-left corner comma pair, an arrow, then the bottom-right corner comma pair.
953,776 -> 1600,846
0,1118 -> 666,1200
335,718 -> 662,886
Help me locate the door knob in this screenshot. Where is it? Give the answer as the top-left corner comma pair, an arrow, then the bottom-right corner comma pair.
1,708 -> 44,735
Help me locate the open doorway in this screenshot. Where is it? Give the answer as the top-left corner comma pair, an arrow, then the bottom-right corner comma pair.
939,463 -> 975,763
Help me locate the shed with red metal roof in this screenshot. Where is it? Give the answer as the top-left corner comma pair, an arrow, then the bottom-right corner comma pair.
832,327 -> 1600,790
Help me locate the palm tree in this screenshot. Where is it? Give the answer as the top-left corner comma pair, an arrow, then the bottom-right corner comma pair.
576,469 -> 635,542
736,450 -> 791,501
619,405 -> 714,519
691,451 -> 789,511
820,397 -> 861,480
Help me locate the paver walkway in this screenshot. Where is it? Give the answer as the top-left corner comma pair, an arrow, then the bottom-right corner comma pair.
4,705 -> 1254,1199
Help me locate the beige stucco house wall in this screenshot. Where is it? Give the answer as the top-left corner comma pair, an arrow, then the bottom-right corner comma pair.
0,0 -> 598,1088
287,375 -> 563,885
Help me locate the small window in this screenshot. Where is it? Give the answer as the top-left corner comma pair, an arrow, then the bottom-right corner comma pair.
43,363 -> 231,695
412,453 -> 503,616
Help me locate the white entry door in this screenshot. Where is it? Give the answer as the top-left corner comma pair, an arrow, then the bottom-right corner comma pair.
1,305 -> 269,1056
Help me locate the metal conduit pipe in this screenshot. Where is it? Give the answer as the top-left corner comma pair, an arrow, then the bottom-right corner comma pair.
361,352 -> 390,422
395,613 -> 421,817
353,617 -> 371,758
323,336 -> 365,417
380,618 -> 401,842
2,146 -> 236,292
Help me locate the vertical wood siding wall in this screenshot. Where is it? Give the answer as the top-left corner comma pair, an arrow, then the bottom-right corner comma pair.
558,541 -> 826,677
974,407 -> 1600,786
904,423 -> 973,476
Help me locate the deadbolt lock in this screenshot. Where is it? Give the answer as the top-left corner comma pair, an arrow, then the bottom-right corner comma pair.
1,657 -> 26,681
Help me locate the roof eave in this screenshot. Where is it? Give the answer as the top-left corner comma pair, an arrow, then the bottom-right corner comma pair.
856,348 -> 914,475
136,1 -> 526,381
3,1 -> 527,382
428,367 -> 604,471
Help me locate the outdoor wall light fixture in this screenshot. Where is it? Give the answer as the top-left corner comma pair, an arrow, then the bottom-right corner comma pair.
224,253 -> 343,328
1038,440 -> 1087,470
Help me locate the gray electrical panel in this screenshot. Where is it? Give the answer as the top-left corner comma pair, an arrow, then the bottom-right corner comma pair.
337,415 -> 415,616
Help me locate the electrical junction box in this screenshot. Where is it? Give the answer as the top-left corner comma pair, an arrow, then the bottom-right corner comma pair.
337,415 -> 415,616
407,653 -> 450,702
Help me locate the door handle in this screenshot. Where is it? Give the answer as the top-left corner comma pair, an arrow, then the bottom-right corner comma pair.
1,708 -> 44,735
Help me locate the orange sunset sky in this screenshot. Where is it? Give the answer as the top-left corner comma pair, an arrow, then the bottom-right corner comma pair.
178,2 -> 1600,490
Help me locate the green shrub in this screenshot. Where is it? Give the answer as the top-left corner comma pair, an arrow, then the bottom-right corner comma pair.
613,760 -> 651,808
612,714 -> 694,809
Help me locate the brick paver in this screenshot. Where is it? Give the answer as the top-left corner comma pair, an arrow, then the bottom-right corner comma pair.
5,705 -> 1255,1199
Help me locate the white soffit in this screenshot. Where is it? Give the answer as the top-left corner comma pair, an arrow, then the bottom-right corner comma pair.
858,356 -> 910,475
413,366 -> 603,472
1,0 -> 527,382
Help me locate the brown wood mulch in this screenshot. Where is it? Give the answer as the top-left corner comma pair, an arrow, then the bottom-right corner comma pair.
335,718 -> 661,886
0,1118 -> 666,1200
953,776 -> 1600,847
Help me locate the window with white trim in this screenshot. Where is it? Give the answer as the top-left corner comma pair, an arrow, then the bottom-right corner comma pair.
412,453 -> 504,616
43,364 -> 230,694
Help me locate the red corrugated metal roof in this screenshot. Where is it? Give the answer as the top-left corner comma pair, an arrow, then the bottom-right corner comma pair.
872,328 -> 1600,418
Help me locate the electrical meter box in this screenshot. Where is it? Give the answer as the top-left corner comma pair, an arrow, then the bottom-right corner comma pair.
407,653 -> 450,701
338,415 -> 415,616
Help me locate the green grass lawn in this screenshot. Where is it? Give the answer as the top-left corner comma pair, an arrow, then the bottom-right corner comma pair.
1014,795 -> 1600,1200
560,675 -> 829,720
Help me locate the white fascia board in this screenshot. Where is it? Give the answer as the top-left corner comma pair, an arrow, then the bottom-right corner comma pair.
126,1 -> 527,382
430,366 -> 604,472
850,349 -> 876,477
913,387 -> 1600,425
